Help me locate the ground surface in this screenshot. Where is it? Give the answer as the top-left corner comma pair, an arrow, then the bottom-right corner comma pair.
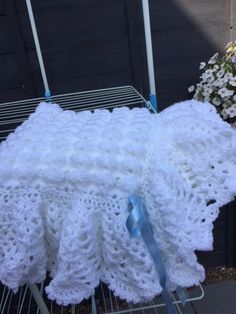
204,266 -> 236,285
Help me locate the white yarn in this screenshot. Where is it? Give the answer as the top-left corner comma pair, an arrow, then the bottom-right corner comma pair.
0,100 -> 235,305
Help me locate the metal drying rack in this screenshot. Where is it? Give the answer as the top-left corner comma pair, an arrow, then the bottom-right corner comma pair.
0,0 -> 204,313
0,85 -> 148,140
0,281 -> 204,314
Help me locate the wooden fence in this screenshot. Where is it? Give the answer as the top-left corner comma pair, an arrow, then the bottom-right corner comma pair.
0,0 -> 235,267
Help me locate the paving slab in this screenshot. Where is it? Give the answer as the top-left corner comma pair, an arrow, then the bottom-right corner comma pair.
129,281 -> 236,314
191,281 -> 236,314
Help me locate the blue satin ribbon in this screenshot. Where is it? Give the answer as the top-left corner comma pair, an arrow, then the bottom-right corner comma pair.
126,195 -> 186,314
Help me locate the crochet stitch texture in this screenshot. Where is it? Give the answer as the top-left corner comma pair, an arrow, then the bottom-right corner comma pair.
0,100 -> 235,305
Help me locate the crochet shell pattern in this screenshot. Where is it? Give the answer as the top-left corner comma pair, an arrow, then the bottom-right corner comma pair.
0,100 -> 235,305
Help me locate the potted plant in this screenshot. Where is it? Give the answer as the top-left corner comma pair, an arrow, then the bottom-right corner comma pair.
188,41 -> 236,128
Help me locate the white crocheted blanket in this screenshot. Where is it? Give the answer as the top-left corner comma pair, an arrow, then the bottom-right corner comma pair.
0,100 -> 235,305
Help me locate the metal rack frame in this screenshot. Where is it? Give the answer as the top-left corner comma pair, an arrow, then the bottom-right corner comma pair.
0,281 -> 204,314
0,1 -> 205,313
0,85 -> 148,140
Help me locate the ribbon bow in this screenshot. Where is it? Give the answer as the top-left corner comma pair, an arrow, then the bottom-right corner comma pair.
126,195 -> 186,314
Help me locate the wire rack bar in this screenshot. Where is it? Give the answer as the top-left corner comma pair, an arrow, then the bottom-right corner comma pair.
0,86 -> 144,108
0,96 -> 143,117
0,86 -> 147,140
0,93 -> 141,114
97,283 -> 204,314
0,282 -> 204,314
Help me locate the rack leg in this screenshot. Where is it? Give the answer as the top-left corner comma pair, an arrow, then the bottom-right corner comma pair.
92,294 -> 97,314
28,284 -> 50,314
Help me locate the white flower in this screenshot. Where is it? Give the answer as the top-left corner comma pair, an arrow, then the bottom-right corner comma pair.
188,85 -> 195,93
201,69 -> 214,82
218,87 -> 234,98
216,69 -> 225,78
208,53 -> 219,64
221,108 -> 229,119
208,76 -> 215,83
213,65 -> 219,72
205,69 -> 213,75
203,88 -> 212,97
194,42 -> 236,127
213,78 -> 224,87
199,62 -> 206,70
205,74 -> 215,83
208,59 -> 216,65
212,97 -> 221,106
224,73 -> 233,80
229,77 -> 236,86
198,82 -> 214,98
225,104 -> 236,117
196,82 -> 203,87
221,76 -> 229,84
